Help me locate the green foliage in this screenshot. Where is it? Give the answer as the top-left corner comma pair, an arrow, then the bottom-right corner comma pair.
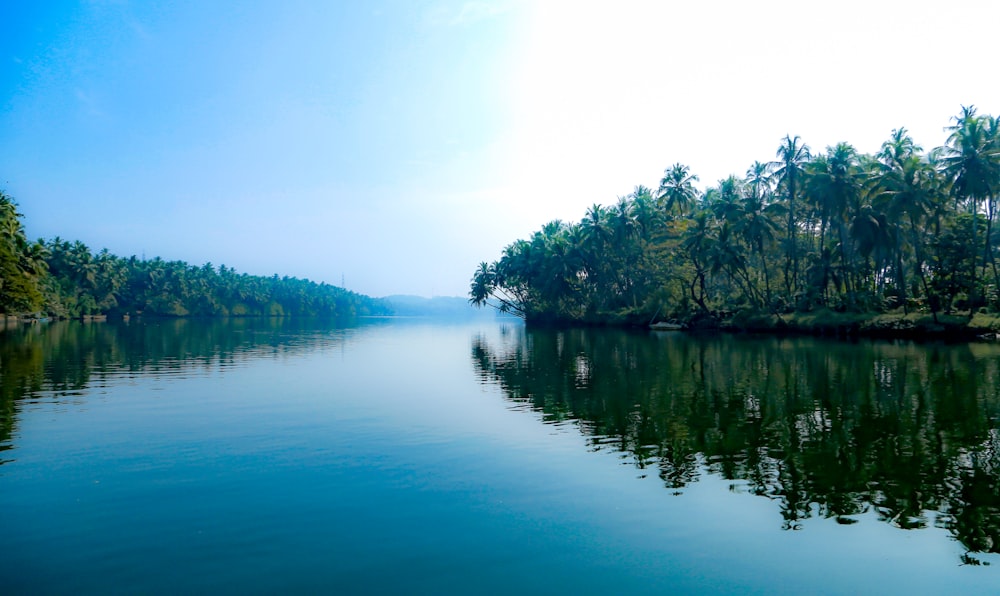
0,189 -> 390,319
37,240 -> 391,319
0,240 -> 43,312
471,108 -> 1000,325
0,192 -> 44,314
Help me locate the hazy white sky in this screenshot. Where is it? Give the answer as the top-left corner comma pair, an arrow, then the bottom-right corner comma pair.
2,0 -> 998,297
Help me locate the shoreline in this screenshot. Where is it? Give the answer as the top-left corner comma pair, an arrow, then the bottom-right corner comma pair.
527,309 -> 1000,342
711,311 -> 997,342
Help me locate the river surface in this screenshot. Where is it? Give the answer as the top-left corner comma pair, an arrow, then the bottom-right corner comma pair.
1,318 -> 999,593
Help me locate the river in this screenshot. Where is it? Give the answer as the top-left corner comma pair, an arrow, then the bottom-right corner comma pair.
1,318 -> 998,593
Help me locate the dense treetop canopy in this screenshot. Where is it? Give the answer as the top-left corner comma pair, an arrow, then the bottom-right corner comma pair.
471,107 -> 1000,326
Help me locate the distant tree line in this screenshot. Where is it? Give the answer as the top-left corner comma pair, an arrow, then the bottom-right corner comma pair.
0,192 -> 389,319
471,107 -> 1000,325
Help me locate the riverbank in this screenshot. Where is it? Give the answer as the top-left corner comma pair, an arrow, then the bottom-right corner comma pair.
524,307 -> 1000,342
699,309 -> 1000,341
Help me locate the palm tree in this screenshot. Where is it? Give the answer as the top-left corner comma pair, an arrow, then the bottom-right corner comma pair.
69,241 -> 98,290
709,176 -> 745,224
22,240 -> 50,277
680,211 -> 714,313
745,161 -> 772,204
878,127 -> 921,169
708,220 -> 756,306
770,135 -> 811,296
611,196 -> 639,243
849,205 -> 894,305
630,185 -> 660,233
804,143 -> 863,305
939,105 -> 1000,306
872,150 -> 942,317
740,164 -> 782,306
871,128 -> 926,312
582,204 -> 611,247
657,163 -> 700,217
0,192 -> 29,260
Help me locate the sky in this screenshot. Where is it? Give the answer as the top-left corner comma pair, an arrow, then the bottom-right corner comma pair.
2,0 -> 998,298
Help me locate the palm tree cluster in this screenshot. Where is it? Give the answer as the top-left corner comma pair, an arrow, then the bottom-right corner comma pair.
0,193 -> 389,318
471,107 -> 1000,324
0,192 -> 46,312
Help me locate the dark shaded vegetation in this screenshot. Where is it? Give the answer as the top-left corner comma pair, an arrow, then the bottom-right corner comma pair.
472,326 -> 1000,557
0,191 -> 389,319
471,108 -> 1000,335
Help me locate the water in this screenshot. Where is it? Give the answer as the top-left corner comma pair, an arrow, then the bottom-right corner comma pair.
1,318 -> 998,593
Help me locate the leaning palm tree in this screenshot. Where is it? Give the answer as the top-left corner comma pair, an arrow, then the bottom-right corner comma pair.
770,135 -> 811,297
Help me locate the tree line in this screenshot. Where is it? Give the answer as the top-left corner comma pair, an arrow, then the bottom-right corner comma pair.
0,192 -> 389,319
471,107 -> 1000,325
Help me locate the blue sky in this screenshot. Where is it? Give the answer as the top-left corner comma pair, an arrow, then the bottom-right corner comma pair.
2,0 -> 998,297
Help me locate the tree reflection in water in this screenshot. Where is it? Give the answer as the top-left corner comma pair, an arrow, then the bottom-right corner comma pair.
472,327 -> 1000,555
0,318 -> 358,464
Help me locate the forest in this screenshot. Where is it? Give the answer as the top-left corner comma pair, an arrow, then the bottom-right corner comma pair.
470,107 -> 1000,329
0,194 -> 389,319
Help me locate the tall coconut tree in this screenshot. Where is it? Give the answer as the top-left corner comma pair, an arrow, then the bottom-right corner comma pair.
873,151 -> 943,317
657,163 -> 700,217
939,105 -> 1000,306
770,135 -> 811,297
741,163 -> 782,306
745,161 -> 772,204
804,143 -> 863,305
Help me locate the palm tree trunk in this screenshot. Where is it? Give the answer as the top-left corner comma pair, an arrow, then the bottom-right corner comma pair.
970,198 -> 979,314
895,248 -> 907,314
909,217 -> 938,323
984,194 -> 999,298
690,269 -> 709,313
836,223 -> 853,309
758,238 -> 772,309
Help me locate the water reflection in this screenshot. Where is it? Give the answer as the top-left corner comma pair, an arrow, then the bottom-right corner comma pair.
0,318 -> 361,458
472,327 -> 1000,555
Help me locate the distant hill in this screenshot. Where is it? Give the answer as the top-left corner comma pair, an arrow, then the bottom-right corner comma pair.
383,295 -> 506,318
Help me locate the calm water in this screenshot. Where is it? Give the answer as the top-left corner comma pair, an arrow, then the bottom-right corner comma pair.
1,318 -> 999,593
